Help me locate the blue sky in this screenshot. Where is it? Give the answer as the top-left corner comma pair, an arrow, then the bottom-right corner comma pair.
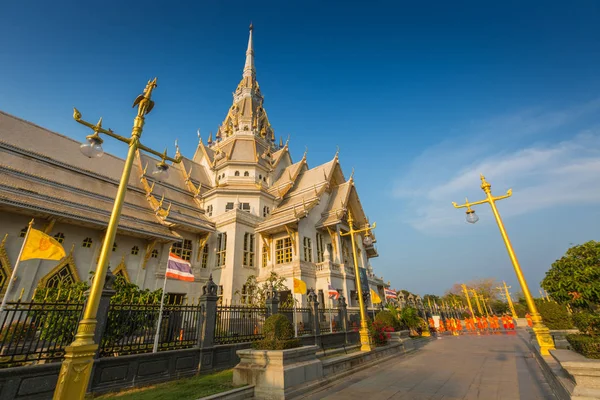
1,1 -> 599,296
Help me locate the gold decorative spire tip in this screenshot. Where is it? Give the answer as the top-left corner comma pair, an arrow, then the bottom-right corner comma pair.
249,22 -> 253,31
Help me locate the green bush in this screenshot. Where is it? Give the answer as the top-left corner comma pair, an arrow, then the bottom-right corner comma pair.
535,300 -> 573,330
399,307 -> 421,331
253,338 -> 302,350
513,303 -> 528,318
566,334 -> 600,359
0,322 -> 36,343
252,314 -> 301,350
368,320 -> 394,346
374,310 -> 399,331
573,311 -> 600,336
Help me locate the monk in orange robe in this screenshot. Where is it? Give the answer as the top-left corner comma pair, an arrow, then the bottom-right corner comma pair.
438,320 -> 445,333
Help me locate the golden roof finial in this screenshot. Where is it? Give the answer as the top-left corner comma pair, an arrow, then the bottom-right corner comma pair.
174,139 -> 181,158
480,174 -> 491,191
197,129 -> 203,144
349,167 -> 355,181
208,131 -> 213,144
303,146 -> 308,160
279,136 -> 283,148
334,146 -> 340,160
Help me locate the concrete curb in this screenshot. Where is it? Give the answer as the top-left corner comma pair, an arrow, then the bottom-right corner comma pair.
197,385 -> 255,400
516,329 -> 572,400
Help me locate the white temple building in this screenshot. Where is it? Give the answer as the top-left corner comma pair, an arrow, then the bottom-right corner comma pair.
0,25 -> 388,308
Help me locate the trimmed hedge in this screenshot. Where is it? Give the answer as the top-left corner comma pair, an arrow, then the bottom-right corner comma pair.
252,314 -> 301,350
374,310 -> 399,331
535,300 -> 573,330
566,334 -> 600,359
572,311 -> 600,336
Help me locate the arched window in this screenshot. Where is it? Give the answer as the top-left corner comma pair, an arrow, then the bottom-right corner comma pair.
82,237 -> 93,248
45,265 -> 75,288
235,171 -> 240,176
53,233 -> 65,244
19,227 -> 27,238
112,242 -> 118,252
263,206 -> 270,217
244,171 -> 250,177
131,246 -> 139,255
151,249 -> 159,258
39,254 -> 80,289
259,174 -> 262,179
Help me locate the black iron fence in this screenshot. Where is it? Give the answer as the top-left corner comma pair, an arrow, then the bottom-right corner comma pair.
214,304 -> 267,344
319,308 -> 341,334
0,298 -> 84,367
0,280 -> 358,368
99,301 -> 203,357
279,307 -> 314,336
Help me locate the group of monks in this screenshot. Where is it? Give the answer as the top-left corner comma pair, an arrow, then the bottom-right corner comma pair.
427,314 -> 516,335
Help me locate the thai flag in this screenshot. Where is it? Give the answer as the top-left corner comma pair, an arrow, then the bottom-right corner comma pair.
166,253 -> 195,282
385,288 -> 397,299
328,284 -> 340,300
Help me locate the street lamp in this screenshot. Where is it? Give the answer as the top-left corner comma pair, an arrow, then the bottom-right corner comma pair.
53,78 -> 182,400
452,174 -> 554,355
340,210 -> 376,352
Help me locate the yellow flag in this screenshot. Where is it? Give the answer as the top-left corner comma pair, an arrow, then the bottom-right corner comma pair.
371,289 -> 382,304
293,278 -> 307,294
21,229 -> 66,261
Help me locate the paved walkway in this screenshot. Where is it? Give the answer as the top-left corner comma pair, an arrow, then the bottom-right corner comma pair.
300,333 -> 555,400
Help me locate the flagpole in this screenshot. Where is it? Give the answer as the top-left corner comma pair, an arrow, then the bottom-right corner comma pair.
293,293 -> 298,337
329,297 -> 333,333
152,270 -> 168,353
0,219 -> 34,315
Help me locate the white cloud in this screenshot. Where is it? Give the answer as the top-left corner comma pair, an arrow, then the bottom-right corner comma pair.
394,102 -> 600,235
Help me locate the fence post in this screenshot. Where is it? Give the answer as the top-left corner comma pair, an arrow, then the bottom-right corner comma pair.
337,295 -> 348,332
198,274 -> 218,349
308,288 -> 321,347
265,284 -> 279,317
86,267 -> 116,358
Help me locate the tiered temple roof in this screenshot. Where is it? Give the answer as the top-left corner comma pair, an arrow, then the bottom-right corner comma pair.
0,24 -> 377,257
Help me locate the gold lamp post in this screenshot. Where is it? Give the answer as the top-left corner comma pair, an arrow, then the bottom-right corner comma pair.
461,284 -> 475,317
53,78 -> 182,400
452,174 -> 555,355
470,289 -> 483,316
497,281 -> 518,319
340,210 -> 376,352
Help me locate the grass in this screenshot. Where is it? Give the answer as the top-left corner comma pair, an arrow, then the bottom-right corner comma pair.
95,369 -> 241,400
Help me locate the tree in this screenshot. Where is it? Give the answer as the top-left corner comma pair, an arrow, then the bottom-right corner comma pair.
541,240 -> 600,311
423,294 -> 440,303
236,272 -> 291,307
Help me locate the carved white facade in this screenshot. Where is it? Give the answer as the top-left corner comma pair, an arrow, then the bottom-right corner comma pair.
0,25 -> 387,306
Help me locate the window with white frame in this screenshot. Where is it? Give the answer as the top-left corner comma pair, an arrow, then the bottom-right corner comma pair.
262,245 -> 268,268
243,233 -> 255,267
275,237 -> 293,264
207,204 -> 213,217
263,206 -> 270,217
225,202 -> 234,212
218,285 -> 224,305
316,233 -> 325,262
201,245 -> 209,268
171,239 -> 193,261
238,202 -> 250,212
303,237 -> 313,262
216,233 -> 227,267
241,284 -> 253,304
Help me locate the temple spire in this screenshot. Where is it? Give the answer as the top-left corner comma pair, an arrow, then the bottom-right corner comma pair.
243,23 -> 255,78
